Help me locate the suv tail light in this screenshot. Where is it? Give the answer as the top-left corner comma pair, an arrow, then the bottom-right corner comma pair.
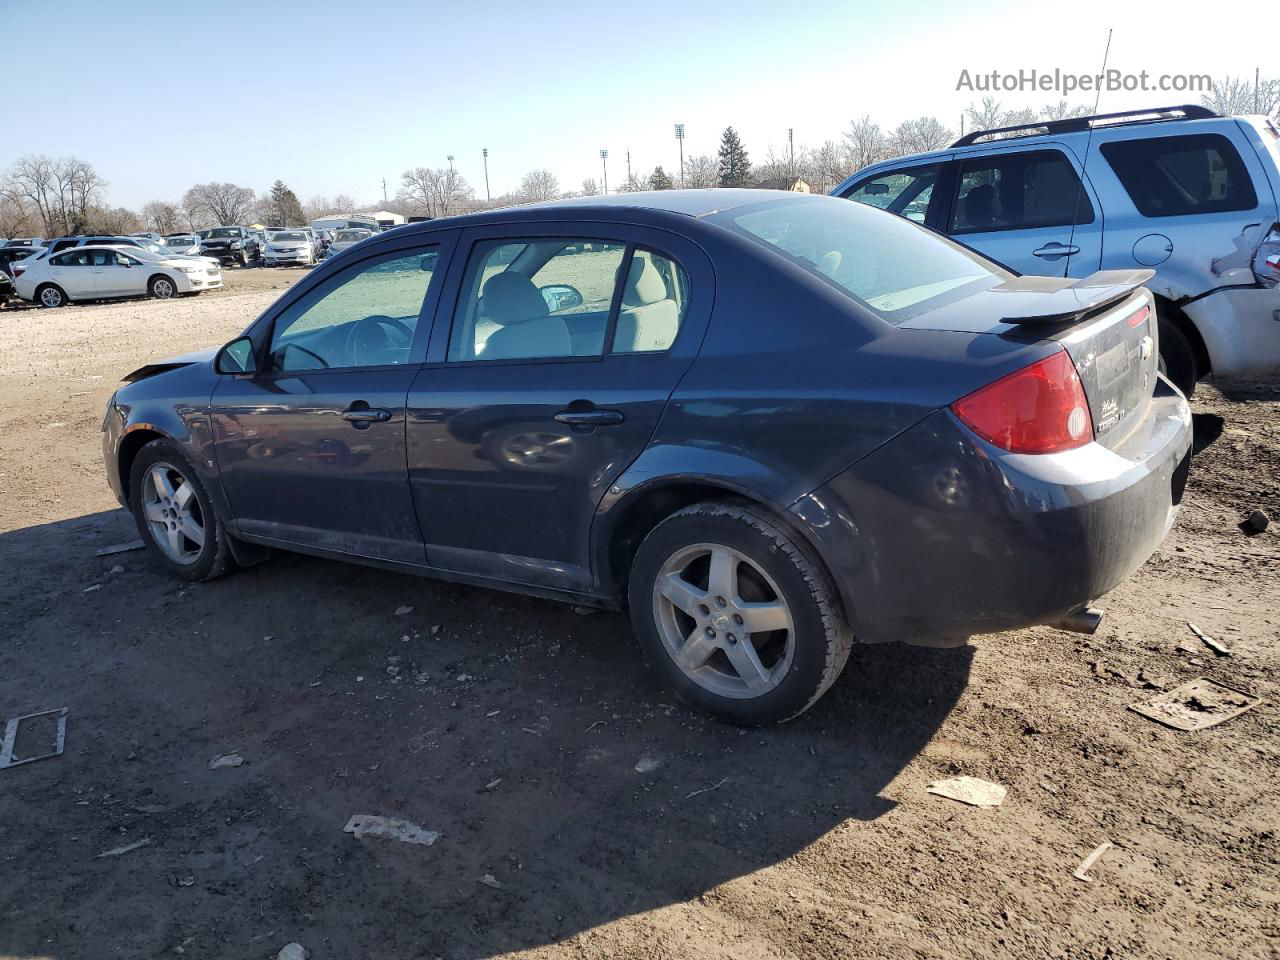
1254,224 -> 1280,287
951,350 -> 1093,454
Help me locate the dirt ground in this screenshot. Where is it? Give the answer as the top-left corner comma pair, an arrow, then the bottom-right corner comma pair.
0,270 -> 1276,960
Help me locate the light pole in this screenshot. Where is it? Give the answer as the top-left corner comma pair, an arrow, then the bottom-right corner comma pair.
447,154 -> 455,175
674,124 -> 685,188
482,148 -> 491,204
787,128 -> 794,175
599,149 -> 609,194
626,149 -> 632,186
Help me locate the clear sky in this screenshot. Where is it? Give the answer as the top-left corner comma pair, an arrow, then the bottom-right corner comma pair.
3,0 -> 1268,210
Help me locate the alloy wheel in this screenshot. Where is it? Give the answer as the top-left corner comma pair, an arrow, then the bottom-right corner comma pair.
153,278 -> 175,299
40,286 -> 63,307
652,542 -> 795,699
140,462 -> 205,564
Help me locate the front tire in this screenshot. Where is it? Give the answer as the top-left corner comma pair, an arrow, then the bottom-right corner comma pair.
149,275 -> 177,300
129,439 -> 232,582
36,283 -> 67,308
628,501 -> 853,725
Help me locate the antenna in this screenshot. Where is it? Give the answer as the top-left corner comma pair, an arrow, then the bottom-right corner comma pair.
1065,27 -> 1112,277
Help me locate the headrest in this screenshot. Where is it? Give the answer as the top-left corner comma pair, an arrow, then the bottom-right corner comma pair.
624,258 -> 669,307
482,271 -> 548,326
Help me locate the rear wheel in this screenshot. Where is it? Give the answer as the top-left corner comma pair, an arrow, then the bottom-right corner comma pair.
628,501 -> 853,725
129,439 -> 232,582
149,275 -> 176,300
1157,316 -> 1198,398
37,283 -> 67,308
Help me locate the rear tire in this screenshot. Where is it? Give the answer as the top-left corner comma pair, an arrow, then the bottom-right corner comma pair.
129,439 -> 233,582
628,501 -> 853,725
1157,316 -> 1198,398
36,283 -> 67,308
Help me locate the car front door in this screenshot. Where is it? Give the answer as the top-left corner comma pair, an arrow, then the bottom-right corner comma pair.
839,161 -> 950,229
210,237 -> 453,564
406,223 -> 712,594
942,144 -> 1103,277
93,249 -> 144,296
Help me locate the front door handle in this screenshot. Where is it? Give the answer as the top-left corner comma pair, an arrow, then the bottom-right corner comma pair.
1032,242 -> 1080,260
341,406 -> 392,423
554,409 -> 624,427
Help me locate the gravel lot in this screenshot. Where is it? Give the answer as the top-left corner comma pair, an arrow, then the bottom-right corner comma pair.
0,269 -> 1276,960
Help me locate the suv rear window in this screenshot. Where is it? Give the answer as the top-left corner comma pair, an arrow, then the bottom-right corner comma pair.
1101,133 -> 1258,217
714,196 -> 1008,325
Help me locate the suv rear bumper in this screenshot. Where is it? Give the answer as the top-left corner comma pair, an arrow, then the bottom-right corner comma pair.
789,378 -> 1193,644
1184,285 -> 1280,378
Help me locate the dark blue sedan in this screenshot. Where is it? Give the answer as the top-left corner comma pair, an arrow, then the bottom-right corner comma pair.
102,190 -> 1192,724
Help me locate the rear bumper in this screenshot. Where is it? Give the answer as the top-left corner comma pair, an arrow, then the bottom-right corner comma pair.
789,378 -> 1193,643
1184,285 -> 1280,378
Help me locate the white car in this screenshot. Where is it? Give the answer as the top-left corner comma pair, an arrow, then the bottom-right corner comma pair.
163,235 -> 203,256
14,245 -> 222,307
262,230 -> 316,267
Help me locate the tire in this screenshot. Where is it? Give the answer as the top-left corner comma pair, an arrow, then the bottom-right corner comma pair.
149,275 -> 177,300
628,501 -> 853,725
36,283 -> 67,308
1157,316 -> 1198,398
128,439 -> 233,582
237,252 -> 248,268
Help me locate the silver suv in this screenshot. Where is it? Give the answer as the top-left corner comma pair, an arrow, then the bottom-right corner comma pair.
833,105 -> 1280,395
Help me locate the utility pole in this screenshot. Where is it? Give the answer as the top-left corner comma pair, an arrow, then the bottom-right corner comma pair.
788,127 -> 794,170
674,124 -> 685,187
600,149 -> 609,194
382,177 -> 387,204
482,148 -> 491,204
626,149 -> 632,185
1256,66 -> 1261,114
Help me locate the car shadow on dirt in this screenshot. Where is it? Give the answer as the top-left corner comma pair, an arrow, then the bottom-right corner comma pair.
0,510 -> 972,959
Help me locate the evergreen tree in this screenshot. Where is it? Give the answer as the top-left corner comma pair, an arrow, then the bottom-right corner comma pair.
648,165 -> 673,190
269,179 -> 305,227
717,127 -> 752,187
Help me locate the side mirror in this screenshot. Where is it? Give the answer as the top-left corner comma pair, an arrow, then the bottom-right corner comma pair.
215,336 -> 257,375
540,283 -> 583,312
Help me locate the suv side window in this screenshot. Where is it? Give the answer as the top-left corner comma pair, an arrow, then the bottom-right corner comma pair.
448,239 -> 629,362
1100,133 -> 1258,217
269,246 -> 441,371
844,164 -> 942,224
950,149 -> 1094,234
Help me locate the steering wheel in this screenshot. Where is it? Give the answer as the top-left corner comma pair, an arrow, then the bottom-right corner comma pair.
346,314 -> 414,366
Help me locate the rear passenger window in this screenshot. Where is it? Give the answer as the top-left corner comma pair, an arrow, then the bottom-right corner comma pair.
612,249 -> 689,353
951,150 -> 1094,234
1100,134 -> 1258,217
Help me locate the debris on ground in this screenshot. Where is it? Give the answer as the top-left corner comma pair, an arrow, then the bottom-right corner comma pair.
394,605 -> 414,616
1137,667 -> 1169,690
1187,622 -> 1231,657
572,606 -> 597,616
1244,509 -> 1270,533
685,777 -> 728,799
94,837 -> 152,859
1129,678 -> 1261,731
276,943 -> 308,960
0,707 -> 68,770
1073,841 -> 1112,883
82,584 -> 102,593
208,753 -> 244,770
634,756 -> 661,774
343,814 -> 439,846
94,539 -> 145,557
926,776 -> 1007,807
484,778 -> 502,791
477,874 -> 504,889
521,716 -> 551,737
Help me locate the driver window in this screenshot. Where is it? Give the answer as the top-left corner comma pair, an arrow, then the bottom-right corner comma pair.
447,238 -> 627,362
269,247 -> 440,371
845,164 -> 941,224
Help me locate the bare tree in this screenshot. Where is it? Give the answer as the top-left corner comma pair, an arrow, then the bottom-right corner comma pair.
398,167 -> 474,218
1202,73 -> 1280,118
682,155 -> 718,189
843,116 -> 888,172
142,201 -> 181,234
808,140 -> 851,193
1040,100 -> 1092,121
617,173 -> 646,193
332,193 -> 356,213
580,178 -> 600,196
888,116 -> 954,156
183,182 -> 256,226
3,155 -> 105,235
0,194 -> 37,237
518,169 -> 559,203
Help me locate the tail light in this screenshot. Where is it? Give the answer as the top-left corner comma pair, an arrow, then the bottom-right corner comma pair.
951,349 -> 1093,454
13,264 -> 26,277
1254,224 -> 1280,287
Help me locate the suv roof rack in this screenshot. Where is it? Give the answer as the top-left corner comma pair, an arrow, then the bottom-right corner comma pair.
951,104 -> 1219,147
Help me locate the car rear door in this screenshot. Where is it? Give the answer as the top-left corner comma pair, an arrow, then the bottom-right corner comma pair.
210,236 -> 454,564
941,143 -> 1103,278
48,251 -> 97,298
405,222 -> 712,595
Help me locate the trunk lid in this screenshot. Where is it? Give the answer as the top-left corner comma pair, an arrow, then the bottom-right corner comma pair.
902,271 -> 1160,449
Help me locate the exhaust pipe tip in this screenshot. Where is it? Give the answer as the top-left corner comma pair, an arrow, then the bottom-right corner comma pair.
1051,606 -> 1104,635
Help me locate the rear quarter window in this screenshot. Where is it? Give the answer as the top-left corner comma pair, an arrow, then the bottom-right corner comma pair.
1101,133 -> 1258,217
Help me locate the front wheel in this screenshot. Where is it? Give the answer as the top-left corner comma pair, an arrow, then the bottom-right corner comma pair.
628,501 -> 853,725
149,275 -> 177,300
129,439 -> 233,581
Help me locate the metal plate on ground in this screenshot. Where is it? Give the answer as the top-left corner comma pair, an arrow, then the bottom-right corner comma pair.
0,708 -> 68,769
1129,678 -> 1260,731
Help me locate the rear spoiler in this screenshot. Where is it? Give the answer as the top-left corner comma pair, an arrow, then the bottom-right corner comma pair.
996,270 -> 1155,325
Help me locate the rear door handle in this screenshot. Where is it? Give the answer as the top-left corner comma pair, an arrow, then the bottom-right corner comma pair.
1032,242 -> 1080,260
554,409 -> 624,427
341,407 -> 392,422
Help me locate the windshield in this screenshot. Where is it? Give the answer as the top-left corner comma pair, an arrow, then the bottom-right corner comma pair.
273,232 -> 306,241
334,230 -> 369,242
207,228 -> 240,238
710,196 -> 1008,324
